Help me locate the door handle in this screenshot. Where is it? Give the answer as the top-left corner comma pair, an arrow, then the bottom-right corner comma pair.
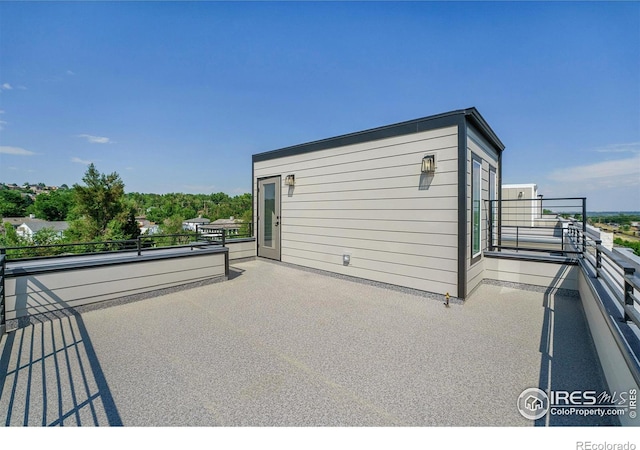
275,221 -> 279,226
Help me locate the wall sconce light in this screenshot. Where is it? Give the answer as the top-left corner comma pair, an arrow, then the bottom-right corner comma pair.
518,191 -> 524,199
285,174 -> 295,186
421,154 -> 436,173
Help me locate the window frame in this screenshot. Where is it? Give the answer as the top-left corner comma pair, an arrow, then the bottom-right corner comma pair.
471,154 -> 483,262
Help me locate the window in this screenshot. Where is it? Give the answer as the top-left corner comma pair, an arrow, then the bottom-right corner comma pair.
472,157 -> 482,259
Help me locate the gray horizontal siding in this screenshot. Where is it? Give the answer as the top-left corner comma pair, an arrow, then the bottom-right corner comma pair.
255,127 -> 457,173
283,218 -> 458,235
226,239 -> 256,261
281,233 -> 456,261
282,197 -> 459,211
281,186 -> 460,203
282,247 -> 457,283
5,253 -> 226,319
254,125 -> 460,296
485,257 -> 578,290
283,254 -> 458,296
283,239 -> 457,271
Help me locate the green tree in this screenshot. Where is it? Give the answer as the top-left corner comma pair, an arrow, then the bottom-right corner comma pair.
32,227 -> 63,246
32,189 -> 74,221
68,163 -> 133,241
614,237 -> 640,257
104,206 -> 140,241
0,190 -> 33,217
1,222 -> 22,246
161,214 -> 185,235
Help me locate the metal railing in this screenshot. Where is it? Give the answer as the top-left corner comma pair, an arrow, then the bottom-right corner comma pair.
487,197 -> 586,255
1,232 -> 209,262
488,197 -> 640,389
197,222 -> 253,244
1,224 -> 256,262
569,221 -> 640,330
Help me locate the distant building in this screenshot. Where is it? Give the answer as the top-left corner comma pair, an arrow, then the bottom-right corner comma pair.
182,217 -> 211,231
16,220 -> 69,240
502,184 -> 540,227
2,216 -> 35,228
136,217 -> 160,235
207,217 -> 242,235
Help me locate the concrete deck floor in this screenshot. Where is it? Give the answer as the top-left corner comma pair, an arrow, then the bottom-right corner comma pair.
0,259 -> 613,426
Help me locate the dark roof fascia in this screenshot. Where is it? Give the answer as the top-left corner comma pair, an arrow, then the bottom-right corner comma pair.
464,108 -> 505,152
251,111 -> 459,163
253,108 -> 502,163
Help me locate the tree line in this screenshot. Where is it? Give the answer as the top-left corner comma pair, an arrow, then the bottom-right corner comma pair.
1,164 -> 252,249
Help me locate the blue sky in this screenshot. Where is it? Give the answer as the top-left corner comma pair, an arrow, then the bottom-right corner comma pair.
0,1 -> 638,211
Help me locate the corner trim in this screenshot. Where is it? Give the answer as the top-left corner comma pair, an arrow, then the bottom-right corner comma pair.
457,116 -> 468,299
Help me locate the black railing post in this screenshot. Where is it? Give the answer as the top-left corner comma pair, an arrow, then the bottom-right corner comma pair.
497,197 -> 502,252
595,239 -> 602,277
582,198 -> 587,235
516,226 -> 519,251
196,224 -> 199,242
624,267 -> 635,322
221,229 -> 226,247
137,236 -> 142,256
578,229 -> 583,256
569,223 -> 574,242
487,200 -> 492,251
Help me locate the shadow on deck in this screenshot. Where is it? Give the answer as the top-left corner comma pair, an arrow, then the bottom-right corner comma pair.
0,278 -> 121,426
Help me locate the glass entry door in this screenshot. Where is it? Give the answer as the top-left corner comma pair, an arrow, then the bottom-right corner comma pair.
257,176 -> 281,260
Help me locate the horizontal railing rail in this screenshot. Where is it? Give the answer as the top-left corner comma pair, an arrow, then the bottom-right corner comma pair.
487,197 -> 586,255
1,223 -> 256,262
1,232 -> 216,262
567,220 -> 640,330
197,222 -> 253,241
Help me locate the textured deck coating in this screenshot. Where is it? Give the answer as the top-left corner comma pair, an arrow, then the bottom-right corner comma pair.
0,259 -> 613,426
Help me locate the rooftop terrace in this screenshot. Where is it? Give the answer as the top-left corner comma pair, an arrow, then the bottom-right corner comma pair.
0,259 -> 612,426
